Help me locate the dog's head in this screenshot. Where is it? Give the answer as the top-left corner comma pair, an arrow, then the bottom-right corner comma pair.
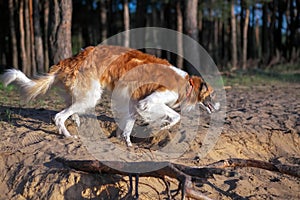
189,76 -> 220,113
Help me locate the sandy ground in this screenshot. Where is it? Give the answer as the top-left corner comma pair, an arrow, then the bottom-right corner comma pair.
0,83 -> 299,200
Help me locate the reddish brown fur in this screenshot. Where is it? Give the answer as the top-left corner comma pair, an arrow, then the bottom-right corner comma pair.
2,45 -> 216,144
45,45 -> 211,105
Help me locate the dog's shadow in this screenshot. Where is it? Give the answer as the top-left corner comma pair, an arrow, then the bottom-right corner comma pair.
0,105 -> 116,136
0,105 -> 59,135
0,105 -> 169,149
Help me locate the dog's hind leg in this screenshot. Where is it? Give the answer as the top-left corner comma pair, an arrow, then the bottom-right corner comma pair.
54,101 -> 100,138
54,104 -> 82,138
117,116 -> 136,147
61,91 -> 81,127
71,114 -> 81,127
55,80 -> 103,138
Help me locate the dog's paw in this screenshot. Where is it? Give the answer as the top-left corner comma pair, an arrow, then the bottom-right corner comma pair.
160,122 -> 172,130
72,135 -> 78,139
71,114 -> 81,127
126,140 -> 133,147
160,115 -> 180,130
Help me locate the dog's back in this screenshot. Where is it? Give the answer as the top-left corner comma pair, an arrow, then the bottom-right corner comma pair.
52,45 -> 185,100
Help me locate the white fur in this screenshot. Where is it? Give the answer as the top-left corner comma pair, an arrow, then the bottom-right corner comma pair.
54,79 -> 103,138
133,91 -> 180,142
113,89 -> 181,146
1,69 -> 35,87
170,66 -> 188,78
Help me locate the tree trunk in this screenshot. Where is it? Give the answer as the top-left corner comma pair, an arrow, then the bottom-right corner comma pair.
221,5 -> 230,68
29,0 -> 36,75
24,0 -> 32,75
184,0 -> 199,75
198,8 -> 203,44
49,0 -> 72,65
33,0 -> 44,73
135,0 -> 147,49
262,3 -> 269,65
268,1 -> 276,65
255,18 -> 260,58
19,0 -> 28,74
43,0 -> 49,71
100,0 -> 107,42
214,18 -> 219,62
184,0 -> 198,41
242,8 -> 250,70
136,0 -> 147,28
123,0 -> 130,47
230,0 -> 237,70
276,1 -> 284,57
286,0 -> 299,62
176,0 -> 183,69
8,0 -> 18,69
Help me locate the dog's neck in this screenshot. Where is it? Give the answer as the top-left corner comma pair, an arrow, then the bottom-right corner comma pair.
186,78 -> 194,98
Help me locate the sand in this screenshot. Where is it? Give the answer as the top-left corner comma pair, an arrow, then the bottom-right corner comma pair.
0,83 -> 299,199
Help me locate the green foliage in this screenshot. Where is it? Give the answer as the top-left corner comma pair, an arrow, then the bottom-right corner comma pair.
0,108 -> 13,123
4,109 -> 12,122
0,82 -> 15,92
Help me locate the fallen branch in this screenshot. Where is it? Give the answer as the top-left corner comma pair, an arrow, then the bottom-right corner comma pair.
207,158 -> 300,178
56,158 -> 300,199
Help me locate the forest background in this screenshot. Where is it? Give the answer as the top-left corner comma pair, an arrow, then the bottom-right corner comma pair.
0,0 -> 299,76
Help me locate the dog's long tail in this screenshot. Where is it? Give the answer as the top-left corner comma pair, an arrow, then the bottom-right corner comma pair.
1,69 -> 56,102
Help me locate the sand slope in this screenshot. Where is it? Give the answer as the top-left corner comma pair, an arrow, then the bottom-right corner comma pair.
0,84 -> 299,199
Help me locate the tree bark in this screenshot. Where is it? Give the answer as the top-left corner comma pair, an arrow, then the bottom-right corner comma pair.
19,0 -> 28,74
33,0 -> 44,73
123,0 -> 130,47
198,7 -> 203,44
242,8 -> 250,70
230,0 -> 238,70
255,18 -> 260,59
29,0 -> 36,75
8,0 -> 18,69
214,18 -> 219,62
135,0 -> 147,49
57,158 -> 300,199
100,0 -> 107,42
184,0 -> 198,41
184,0 -> 199,75
43,0 -> 49,71
49,0 -> 72,65
176,0 -> 183,69
286,0 -> 299,62
262,3 -> 269,65
24,0 -> 32,75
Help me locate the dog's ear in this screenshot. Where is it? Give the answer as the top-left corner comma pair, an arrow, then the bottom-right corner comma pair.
189,78 -> 194,88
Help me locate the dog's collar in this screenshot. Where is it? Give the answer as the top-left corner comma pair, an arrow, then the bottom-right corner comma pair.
186,78 -> 194,98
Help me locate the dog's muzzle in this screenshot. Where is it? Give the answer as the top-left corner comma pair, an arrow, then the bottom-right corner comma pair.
201,96 -> 220,114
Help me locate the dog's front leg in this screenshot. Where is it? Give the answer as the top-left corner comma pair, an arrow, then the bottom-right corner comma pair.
54,110 -> 73,138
